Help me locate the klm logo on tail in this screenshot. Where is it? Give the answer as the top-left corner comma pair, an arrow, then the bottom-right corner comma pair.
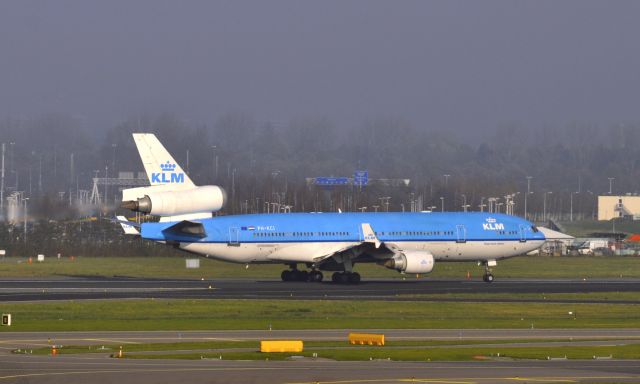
482,217 -> 505,231
151,161 -> 185,184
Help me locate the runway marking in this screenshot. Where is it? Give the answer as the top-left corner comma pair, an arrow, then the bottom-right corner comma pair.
0,366 -> 319,381
404,381 -> 476,384
0,337 -> 247,344
287,380 -> 477,384
286,377 -> 639,384
506,378 -> 577,382
85,338 -> 141,345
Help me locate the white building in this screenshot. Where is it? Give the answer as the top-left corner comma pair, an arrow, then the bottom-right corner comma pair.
598,195 -> 640,220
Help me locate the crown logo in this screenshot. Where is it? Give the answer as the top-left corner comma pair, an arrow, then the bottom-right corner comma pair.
160,161 -> 177,172
486,217 -> 496,223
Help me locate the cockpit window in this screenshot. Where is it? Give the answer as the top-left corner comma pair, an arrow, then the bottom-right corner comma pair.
531,226 -> 539,233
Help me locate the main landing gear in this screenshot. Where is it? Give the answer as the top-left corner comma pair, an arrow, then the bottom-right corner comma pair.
280,260 -> 362,284
281,265 -> 324,282
331,272 -> 360,284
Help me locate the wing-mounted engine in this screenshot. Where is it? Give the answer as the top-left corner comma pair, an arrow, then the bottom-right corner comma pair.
121,185 -> 226,217
383,250 -> 435,274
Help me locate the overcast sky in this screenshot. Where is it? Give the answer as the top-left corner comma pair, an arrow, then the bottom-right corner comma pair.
1,0 -> 639,136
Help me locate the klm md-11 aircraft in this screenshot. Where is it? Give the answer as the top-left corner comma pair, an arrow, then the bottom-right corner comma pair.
117,134 -> 548,284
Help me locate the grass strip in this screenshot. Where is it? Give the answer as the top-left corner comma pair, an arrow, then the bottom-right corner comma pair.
124,344 -> 640,361
25,339 -> 595,356
1,298 -> 640,332
1,255 -> 639,279
400,292 -> 640,301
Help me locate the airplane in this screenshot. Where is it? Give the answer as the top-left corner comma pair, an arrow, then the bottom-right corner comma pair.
116,133 -> 550,284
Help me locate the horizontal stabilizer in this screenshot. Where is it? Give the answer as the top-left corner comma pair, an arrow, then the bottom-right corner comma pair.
115,216 -> 140,236
537,226 -> 574,240
162,220 -> 206,239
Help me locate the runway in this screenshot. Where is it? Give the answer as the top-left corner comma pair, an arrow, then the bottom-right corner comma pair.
1,277 -> 639,302
1,353 -> 639,383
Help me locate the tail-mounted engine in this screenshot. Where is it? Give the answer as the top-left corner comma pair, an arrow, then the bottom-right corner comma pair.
121,185 -> 226,217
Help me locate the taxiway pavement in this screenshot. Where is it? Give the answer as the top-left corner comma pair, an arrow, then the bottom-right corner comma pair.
1,353 -> 639,383
1,277 -> 639,302
2,329 -> 640,350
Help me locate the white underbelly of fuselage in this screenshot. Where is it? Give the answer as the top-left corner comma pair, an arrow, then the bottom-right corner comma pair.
176,239 -> 545,264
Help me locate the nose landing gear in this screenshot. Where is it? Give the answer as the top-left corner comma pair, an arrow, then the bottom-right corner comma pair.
482,273 -> 494,283
481,260 -> 496,283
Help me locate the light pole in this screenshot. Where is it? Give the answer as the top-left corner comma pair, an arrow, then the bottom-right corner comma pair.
487,197 -> 496,213
379,197 -> 391,212
525,176 -> 532,219
505,193 -> 518,215
0,143 -> 4,212
211,145 -> 218,182
9,142 -> 15,191
23,197 -> 28,244
461,194 -> 468,212
104,165 -> 108,206
570,191 -> 579,222
440,196 -> 445,212
111,144 -> 117,173
443,174 -> 450,188
608,177 -> 615,195
543,191 -> 553,222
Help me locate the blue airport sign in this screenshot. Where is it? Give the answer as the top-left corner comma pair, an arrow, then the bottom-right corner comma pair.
353,170 -> 368,186
315,177 -> 349,186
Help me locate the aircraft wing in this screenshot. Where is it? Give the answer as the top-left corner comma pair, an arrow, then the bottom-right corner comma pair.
270,223 -> 400,264
267,242 -> 356,263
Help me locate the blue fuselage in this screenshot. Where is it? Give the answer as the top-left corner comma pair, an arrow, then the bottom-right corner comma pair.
142,211 -> 544,245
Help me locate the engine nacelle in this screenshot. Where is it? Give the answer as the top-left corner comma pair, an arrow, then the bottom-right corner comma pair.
384,251 -> 435,274
121,185 -> 226,216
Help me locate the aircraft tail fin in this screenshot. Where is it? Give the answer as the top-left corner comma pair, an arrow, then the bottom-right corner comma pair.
132,133 -> 195,188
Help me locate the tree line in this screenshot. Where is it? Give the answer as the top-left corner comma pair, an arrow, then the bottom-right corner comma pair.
1,113 -> 638,221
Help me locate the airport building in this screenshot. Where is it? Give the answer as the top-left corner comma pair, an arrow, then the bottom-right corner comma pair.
598,195 -> 640,220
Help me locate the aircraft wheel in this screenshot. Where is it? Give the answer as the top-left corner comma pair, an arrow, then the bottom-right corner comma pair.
348,272 -> 361,284
483,273 -> 494,283
331,272 -> 341,283
296,270 -> 309,282
281,270 -> 292,282
338,272 -> 350,284
309,271 -> 323,282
